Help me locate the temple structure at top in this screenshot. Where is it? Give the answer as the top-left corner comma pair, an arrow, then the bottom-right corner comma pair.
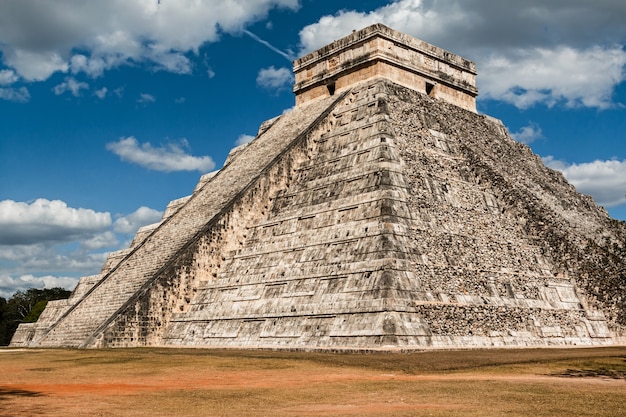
293,23 -> 478,112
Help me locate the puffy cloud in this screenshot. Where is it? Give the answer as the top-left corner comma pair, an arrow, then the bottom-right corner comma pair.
541,155 -> 568,172
0,199 -> 111,245
299,5 -> 397,52
137,93 -> 156,103
235,134 -> 256,146
52,76 -> 89,96
0,86 -> 30,102
299,0 -> 626,53
106,136 -> 216,172
0,0 -> 300,81
70,54 -> 105,78
298,0 -> 626,110
256,66 -> 293,90
0,243 -> 48,263
0,69 -> 18,85
0,201 -> 165,297
511,123 -> 543,144
80,231 -> 119,251
0,242 -> 106,275
94,86 -> 108,99
480,46 -> 626,109
5,49 -> 69,81
543,157 -> 626,207
0,273 -> 78,298
113,206 -> 163,234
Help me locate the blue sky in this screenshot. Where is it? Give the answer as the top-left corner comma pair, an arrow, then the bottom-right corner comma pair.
1,0 -> 625,298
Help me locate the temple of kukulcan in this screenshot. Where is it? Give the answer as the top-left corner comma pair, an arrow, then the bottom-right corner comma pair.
12,24 -> 626,350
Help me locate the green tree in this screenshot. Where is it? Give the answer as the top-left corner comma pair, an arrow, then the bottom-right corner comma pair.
0,296 -> 9,346
23,300 -> 49,323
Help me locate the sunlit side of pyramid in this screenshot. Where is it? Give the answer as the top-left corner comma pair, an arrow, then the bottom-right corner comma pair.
12,24 -> 625,350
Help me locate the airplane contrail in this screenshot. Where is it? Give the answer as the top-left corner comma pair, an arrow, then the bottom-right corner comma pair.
243,30 -> 295,61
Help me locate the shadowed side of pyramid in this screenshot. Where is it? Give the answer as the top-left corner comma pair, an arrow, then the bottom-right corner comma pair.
383,82 -> 622,347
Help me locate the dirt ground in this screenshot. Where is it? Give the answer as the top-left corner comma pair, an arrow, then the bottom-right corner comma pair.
0,347 -> 624,417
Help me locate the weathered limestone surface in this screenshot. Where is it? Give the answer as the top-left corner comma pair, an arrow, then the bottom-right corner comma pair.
10,274 -> 101,346
86,78 -> 624,350
12,24 -> 626,350
177,81 -> 621,348
294,24 -> 478,112
20,92 -> 343,348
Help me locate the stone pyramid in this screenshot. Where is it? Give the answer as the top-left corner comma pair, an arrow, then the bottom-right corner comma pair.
12,24 -> 625,350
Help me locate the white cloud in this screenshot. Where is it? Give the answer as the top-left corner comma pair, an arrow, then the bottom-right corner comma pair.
137,93 -> 156,103
297,0 -> 626,110
17,251 -> 109,275
0,273 -> 78,298
80,231 -> 119,251
5,49 -> 69,81
0,86 -> 30,102
256,66 -> 293,90
0,0 -> 300,82
52,76 -> 89,96
0,242 -> 107,280
235,134 -> 255,146
543,157 -> 626,207
0,201 -> 166,297
113,206 -> 163,234
479,46 -> 626,109
106,136 -> 216,172
298,0 -> 442,54
0,69 -> 18,85
0,199 -> 111,245
511,123 -> 543,144
70,54 -> 110,78
0,243 -> 48,263
94,86 -> 108,99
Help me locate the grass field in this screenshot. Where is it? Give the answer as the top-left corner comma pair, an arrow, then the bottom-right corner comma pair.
0,346 -> 624,416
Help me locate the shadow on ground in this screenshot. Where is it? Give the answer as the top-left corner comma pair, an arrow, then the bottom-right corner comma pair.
0,387 -> 46,400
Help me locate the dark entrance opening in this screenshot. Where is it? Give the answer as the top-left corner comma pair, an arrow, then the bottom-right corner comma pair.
426,82 -> 435,96
327,82 -> 336,96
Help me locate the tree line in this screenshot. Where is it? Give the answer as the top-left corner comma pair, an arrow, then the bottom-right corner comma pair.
0,288 -> 71,345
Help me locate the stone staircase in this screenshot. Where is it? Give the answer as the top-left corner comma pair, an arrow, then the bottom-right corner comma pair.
29,92 -> 346,347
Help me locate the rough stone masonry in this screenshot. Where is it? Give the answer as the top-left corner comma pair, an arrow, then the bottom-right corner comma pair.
12,24 -> 626,350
